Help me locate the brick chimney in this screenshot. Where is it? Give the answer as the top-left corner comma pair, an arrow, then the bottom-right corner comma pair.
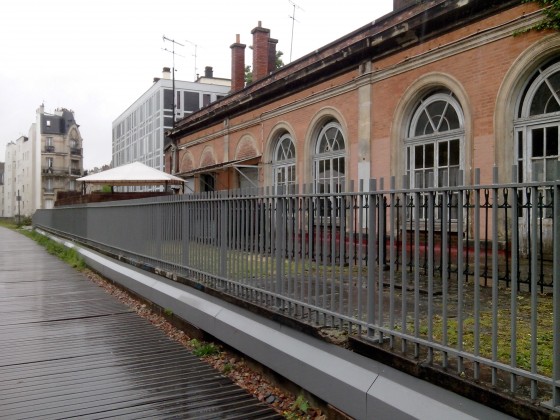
204,66 -> 213,78
251,21 -> 271,82
230,34 -> 246,92
268,38 -> 278,74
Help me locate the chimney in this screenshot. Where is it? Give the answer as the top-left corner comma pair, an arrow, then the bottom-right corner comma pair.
268,38 -> 278,74
251,21 -> 271,82
162,67 -> 171,80
204,66 -> 214,78
230,34 -> 246,92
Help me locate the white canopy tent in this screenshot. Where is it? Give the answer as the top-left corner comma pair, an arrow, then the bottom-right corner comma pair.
77,161 -> 185,191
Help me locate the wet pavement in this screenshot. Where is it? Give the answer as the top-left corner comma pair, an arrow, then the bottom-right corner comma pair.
0,227 -> 281,420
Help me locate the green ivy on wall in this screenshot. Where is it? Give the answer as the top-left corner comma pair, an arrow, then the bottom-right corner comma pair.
523,0 -> 560,32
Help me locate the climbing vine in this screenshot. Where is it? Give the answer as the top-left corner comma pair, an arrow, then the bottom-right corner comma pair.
522,0 -> 560,32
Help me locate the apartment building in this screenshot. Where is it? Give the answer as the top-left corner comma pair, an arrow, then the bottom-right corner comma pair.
112,66 -> 230,191
2,105 -> 84,217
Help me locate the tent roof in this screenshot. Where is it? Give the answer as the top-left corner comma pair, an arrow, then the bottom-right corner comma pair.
77,161 -> 185,186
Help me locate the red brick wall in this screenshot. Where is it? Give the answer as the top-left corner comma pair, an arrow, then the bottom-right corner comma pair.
174,3 -> 548,190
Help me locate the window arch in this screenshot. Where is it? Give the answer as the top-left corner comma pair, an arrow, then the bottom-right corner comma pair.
314,121 -> 346,195
272,132 -> 296,191
516,59 -> 560,177
406,90 -> 464,189
515,59 -> 560,217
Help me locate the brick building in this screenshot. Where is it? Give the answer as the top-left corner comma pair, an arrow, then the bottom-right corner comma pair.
166,0 -> 554,197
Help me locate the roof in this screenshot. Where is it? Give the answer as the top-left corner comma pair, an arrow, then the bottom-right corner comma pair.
77,161 -> 185,186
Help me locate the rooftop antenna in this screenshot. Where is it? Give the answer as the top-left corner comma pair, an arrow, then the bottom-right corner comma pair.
185,39 -> 199,80
162,35 -> 184,126
288,0 -> 303,62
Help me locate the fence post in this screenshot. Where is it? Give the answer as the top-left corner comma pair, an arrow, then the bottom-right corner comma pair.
427,172 -> 435,365
473,168 -> 481,380
401,174 -> 409,353
220,190 -> 228,279
377,178 -> 385,342
491,166 -> 499,386
552,161 -> 560,408
182,196 -> 190,271
275,186 -> 286,308
510,165 -> 519,393
367,178 -> 377,340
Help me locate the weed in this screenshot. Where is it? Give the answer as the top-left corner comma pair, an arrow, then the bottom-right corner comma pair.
163,308 -> 173,317
291,395 -> 309,414
284,394 -> 311,419
189,338 -> 220,357
222,363 -> 233,374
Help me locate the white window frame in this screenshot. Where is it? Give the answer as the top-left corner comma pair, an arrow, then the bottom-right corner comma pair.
514,60 -> 560,219
406,92 -> 464,188
405,91 -> 465,222
313,121 -> 346,220
313,121 -> 346,195
515,61 -> 560,183
272,133 -> 296,193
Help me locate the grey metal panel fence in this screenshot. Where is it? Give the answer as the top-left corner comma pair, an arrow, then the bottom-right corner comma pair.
33,167 -> 559,411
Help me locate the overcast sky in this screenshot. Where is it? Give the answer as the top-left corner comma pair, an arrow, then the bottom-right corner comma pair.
0,0 -> 393,169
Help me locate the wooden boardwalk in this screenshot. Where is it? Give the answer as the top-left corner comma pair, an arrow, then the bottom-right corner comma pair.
0,227 -> 281,419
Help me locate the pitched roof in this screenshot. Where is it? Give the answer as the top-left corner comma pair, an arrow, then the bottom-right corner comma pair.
77,161 -> 185,186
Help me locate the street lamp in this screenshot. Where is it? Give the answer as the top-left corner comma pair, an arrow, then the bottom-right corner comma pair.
16,189 -> 21,226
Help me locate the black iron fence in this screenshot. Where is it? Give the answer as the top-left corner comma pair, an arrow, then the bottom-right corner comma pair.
33,166 -> 560,411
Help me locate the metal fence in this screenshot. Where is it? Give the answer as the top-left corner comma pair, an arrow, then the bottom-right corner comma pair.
33,167 -> 560,411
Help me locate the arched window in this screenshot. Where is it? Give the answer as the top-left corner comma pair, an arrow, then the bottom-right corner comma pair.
314,121 -> 345,195
272,133 -> 296,191
516,60 -> 560,179
406,90 -> 464,220
515,59 -> 560,218
407,90 -> 463,187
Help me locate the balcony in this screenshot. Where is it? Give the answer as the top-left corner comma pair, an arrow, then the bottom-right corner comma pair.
42,167 -> 67,176
70,148 -> 82,156
44,146 -> 55,153
70,168 -> 82,176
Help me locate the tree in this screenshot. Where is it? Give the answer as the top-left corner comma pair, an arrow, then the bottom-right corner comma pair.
244,65 -> 253,85
244,51 -> 284,86
275,50 -> 285,69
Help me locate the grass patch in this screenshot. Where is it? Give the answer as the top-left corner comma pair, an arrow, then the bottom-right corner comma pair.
222,363 -> 233,374
21,229 -> 86,271
399,293 -> 554,377
189,338 -> 220,357
0,219 -> 19,229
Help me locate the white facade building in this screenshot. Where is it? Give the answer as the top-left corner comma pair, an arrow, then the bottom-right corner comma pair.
112,67 -> 230,186
2,105 -> 84,217
0,162 -> 4,217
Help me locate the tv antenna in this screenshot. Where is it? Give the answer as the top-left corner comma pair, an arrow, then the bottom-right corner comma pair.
162,35 -> 184,126
185,39 -> 199,80
288,0 -> 303,62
